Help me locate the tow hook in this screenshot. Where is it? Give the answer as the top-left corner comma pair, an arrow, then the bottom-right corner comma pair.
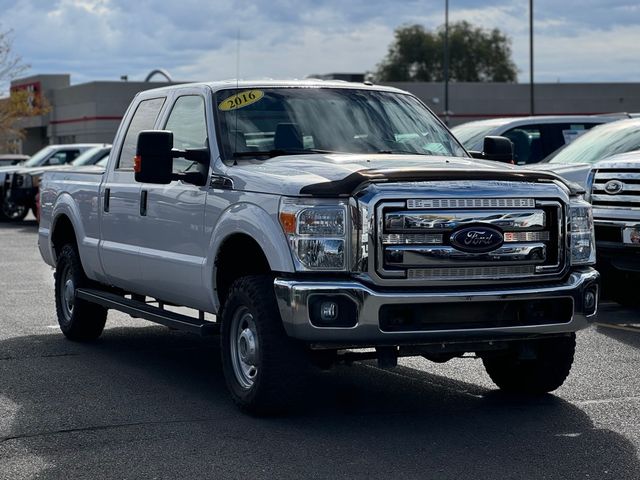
377,346 -> 398,369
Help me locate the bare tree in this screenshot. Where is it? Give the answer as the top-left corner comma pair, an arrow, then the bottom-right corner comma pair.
0,28 -> 48,152
0,28 -> 27,93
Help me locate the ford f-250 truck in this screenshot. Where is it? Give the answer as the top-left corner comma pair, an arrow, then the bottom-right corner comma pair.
39,80 -> 600,413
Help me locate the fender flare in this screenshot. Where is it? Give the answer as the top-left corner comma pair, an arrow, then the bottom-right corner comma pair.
204,202 -> 295,312
50,193 -> 85,259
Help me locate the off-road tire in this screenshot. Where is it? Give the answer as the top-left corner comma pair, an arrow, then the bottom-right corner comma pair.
54,244 -> 107,341
220,275 -> 308,415
482,334 -> 576,394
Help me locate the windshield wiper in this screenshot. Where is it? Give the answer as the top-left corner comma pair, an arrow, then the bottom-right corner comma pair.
377,149 -> 430,155
232,148 -> 340,159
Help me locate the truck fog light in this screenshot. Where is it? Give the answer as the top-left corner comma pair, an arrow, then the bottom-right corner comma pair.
584,288 -> 597,314
623,226 -> 640,245
320,301 -> 339,322
309,295 -> 358,328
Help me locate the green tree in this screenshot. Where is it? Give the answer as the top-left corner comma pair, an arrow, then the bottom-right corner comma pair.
376,21 -> 518,82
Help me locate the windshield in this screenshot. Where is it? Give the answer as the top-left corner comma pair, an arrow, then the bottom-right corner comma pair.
214,88 -> 467,161
22,146 -> 57,167
451,123 -> 498,149
71,147 -> 110,166
548,120 -> 640,164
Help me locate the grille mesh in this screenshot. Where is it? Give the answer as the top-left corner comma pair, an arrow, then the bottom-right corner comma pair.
407,265 -> 535,280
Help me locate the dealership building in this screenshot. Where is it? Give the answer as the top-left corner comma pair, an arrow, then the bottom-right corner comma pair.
5,72 -> 640,155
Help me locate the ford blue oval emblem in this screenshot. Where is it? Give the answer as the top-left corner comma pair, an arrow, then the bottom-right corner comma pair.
450,225 -> 504,253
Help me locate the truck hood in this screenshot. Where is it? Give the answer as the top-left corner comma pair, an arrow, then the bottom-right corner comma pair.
527,162 -> 593,189
225,153 -> 571,196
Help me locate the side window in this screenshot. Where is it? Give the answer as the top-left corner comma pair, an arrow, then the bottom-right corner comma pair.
45,152 -> 68,166
164,95 -> 208,174
46,150 -> 80,165
117,97 -> 166,169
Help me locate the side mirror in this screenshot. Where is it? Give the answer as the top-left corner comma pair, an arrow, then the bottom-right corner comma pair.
135,130 -> 174,184
469,136 -> 514,164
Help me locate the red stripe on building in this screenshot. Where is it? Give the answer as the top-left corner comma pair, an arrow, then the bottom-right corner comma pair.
50,116 -> 123,125
442,111 -> 616,119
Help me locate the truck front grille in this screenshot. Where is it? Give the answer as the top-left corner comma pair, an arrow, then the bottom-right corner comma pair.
592,169 -> 640,208
375,197 -> 565,284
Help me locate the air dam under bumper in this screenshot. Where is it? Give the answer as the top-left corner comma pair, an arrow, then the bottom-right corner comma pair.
274,268 -> 600,344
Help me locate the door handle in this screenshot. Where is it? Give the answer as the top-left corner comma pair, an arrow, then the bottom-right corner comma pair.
103,188 -> 110,212
140,189 -> 148,216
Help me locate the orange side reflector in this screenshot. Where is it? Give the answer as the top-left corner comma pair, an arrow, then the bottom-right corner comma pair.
134,155 -> 142,173
279,212 -> 296,234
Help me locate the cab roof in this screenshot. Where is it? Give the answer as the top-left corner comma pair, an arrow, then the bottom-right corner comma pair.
136,79 -> 409,97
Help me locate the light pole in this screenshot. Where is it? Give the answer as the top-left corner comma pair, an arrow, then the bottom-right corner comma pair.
444,0 -> 450,125
529,0 -> 534,115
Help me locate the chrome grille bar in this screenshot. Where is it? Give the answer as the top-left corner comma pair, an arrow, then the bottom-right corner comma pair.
385,209 -> 546,232
591,168 -> 640,207
381,233 -> 443,245
503,231 -> 550,242
385,243 -> 547,267
407,198 -> 535,209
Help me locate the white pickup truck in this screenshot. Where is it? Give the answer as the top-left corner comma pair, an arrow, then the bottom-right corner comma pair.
39,80 -> 600,413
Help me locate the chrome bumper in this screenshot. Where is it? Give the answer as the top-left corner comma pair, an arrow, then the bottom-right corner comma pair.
274,268 -> 600,344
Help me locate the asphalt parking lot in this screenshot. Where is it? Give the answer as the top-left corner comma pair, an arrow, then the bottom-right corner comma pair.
1,217 -> 639,480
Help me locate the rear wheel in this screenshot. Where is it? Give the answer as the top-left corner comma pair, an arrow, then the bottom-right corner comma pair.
54,244 -> 107,341
220,275 -> 308,414
482,334 -> 576,394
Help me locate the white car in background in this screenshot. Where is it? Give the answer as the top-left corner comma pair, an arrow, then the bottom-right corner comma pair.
452,115 -> 619,165
534,118 -> 640,306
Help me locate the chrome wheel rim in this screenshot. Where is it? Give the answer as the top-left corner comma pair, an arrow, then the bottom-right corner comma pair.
61,266 -> 75,320
230,306 -> 259,389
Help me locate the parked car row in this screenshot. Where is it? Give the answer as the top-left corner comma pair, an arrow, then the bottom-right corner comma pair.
456,115 -> 640,306
0,144 -> 110,221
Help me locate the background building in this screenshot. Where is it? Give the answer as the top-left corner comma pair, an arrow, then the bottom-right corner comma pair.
7,74 -> 181,154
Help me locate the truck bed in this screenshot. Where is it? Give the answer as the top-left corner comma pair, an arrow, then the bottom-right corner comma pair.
38,169 -> 105,281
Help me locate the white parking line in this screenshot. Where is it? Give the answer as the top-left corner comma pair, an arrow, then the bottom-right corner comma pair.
595,323 -> 640,333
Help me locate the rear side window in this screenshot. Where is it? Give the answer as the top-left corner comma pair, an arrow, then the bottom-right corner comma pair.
46,149 -> 81,165
164,95 -> 208,174
117,97 -> 166,169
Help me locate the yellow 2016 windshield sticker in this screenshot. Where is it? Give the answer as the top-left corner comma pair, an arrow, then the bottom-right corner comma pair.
218,90 -> 264,111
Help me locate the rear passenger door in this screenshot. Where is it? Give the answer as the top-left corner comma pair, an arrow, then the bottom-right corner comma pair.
136,91 -> 211,310
99,96 -> 166,291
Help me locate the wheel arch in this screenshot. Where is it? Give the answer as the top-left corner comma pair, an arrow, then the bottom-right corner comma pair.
207,202 -> 295,312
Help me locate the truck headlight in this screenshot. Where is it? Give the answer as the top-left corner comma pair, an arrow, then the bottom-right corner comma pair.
569,199 -> 596,265
279,199 -> 348,271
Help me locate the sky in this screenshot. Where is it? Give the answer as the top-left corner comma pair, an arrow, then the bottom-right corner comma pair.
1,0 -> 640,86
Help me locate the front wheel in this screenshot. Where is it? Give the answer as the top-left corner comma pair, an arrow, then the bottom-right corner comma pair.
54,244 -> 107,341
220,275 -> 308,414
0,199 -> 29,222
482,334 -> 576,394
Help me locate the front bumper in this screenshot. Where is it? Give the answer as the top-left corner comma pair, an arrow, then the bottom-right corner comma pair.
594,219 -> 640,273
7,186 -> 37,207
274,268 -> 600,345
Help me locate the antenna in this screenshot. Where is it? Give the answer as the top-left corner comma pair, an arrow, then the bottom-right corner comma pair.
233,29 -> 240,166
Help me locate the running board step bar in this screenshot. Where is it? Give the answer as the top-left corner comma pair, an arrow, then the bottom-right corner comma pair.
76,288 -> 219,336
